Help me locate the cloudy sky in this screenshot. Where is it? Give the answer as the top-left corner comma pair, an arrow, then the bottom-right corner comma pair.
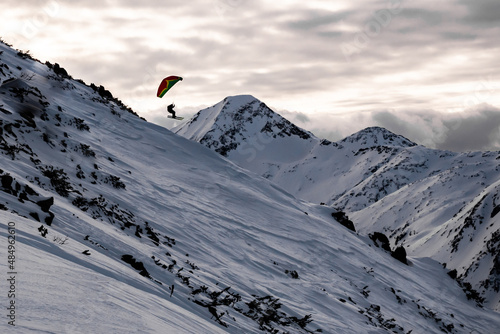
2,0 -> 499,151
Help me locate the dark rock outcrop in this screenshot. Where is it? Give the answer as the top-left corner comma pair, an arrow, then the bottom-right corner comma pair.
391,246 -> 408,265
370,232 -> 391,252
332,211 -> 356,232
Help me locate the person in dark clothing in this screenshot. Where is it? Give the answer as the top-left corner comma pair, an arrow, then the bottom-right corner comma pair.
167,103 -> 176,118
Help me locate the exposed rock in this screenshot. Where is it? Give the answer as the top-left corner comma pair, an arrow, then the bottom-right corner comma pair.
121,254 -> 151,278
36,197 -> 54,212
370,232 -> 391,252
391,246 -> 408,265
448,269 -> 458,279
332,211 -> 356,232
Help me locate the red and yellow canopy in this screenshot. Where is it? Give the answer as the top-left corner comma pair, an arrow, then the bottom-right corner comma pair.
157,76 -> 183,98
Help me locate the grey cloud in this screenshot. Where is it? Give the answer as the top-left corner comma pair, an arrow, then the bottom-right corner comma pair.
397,8 -> 443,25
277,109 -> 311,124
438,108 -> 500,151
318,30 -> 344,39
371,110 -> 445,148
242,65 -> 338,97
370,107 -> 500,152
373,111 -> 421,138
459,0 -> 500,27
287,10 -> 353,31
440,31 -> 477,41
294,107 -> 500,153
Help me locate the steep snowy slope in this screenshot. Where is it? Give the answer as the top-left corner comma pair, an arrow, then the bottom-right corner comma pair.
2,41 -> 500,333
175,95 -> 500,312
351,157 -> 500,311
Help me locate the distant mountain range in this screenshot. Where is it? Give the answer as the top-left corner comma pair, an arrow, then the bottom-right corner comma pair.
1,39 -> 500,333
175,94 -> 500,312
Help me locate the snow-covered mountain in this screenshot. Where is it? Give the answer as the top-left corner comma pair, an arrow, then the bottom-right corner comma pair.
2,39 -> 500,333
174,97 -> 422,208
175,94 -> 500,313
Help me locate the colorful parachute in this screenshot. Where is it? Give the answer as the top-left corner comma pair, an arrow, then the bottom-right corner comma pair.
157,76 -> 183,98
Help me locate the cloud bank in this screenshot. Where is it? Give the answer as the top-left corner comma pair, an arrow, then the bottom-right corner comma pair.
281,104 -> 500,152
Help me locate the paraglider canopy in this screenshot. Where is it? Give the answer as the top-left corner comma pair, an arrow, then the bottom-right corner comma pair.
157,76 -> 183,98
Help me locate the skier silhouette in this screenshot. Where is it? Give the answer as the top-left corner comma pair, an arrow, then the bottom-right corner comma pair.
167,103 -> 176,118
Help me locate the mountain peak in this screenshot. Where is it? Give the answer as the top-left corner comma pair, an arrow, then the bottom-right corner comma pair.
174,95 -> 314,156
339,126 -> 417,149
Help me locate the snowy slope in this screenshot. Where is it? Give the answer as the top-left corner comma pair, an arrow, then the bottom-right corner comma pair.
351,157 -> 500,311
1,41 -> 500,333
175,95 -> 500,312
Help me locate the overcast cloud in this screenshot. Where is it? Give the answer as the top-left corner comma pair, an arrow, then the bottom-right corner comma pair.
1,0 -> 499,151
